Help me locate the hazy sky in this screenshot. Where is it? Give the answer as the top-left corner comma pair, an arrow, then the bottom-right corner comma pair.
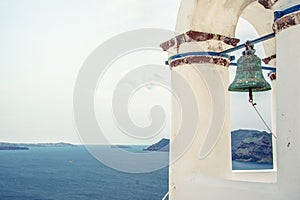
0,0 -> 272,144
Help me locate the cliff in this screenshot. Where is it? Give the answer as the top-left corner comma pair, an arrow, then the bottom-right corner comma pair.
144,130 -> 273,164
231,129 -> 273,163
143,138 -> 169,152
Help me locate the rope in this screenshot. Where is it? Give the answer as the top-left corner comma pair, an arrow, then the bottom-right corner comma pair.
250,101 -> 277,139
162,185 -> 175,200
248,89 -> 276,139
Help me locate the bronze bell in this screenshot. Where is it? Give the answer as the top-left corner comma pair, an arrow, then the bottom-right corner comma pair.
228,42 -> 271,93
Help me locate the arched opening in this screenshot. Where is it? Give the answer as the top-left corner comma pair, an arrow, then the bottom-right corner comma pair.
229,2 -> 277,174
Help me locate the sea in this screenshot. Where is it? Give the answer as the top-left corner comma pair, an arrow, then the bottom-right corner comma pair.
232,160 -> 273,170
0,146 -> 168,200
0,146 -> 273,200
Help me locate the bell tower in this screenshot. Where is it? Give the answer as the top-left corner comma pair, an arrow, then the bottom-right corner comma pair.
160,0 -> 300,199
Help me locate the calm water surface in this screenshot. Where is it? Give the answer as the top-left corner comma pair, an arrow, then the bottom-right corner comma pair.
0,146 -> 273,200
0,146 -> 168,200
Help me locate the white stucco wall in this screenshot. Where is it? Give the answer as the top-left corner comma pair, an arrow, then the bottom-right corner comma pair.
276,24 -> 300,200
167,0 -> 300,199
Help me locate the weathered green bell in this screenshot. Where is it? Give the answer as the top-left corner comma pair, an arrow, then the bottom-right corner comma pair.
228,43 -> 271,92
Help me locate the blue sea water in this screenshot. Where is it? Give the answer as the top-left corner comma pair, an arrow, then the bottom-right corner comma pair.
0,146 -> 169,200
0,146 -> 274,200
232,160 -> 273,170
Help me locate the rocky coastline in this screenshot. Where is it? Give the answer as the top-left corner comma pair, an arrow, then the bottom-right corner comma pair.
143,129 -> 273,164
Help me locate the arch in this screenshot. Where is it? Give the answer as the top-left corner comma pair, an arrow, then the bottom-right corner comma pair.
240,1 -> 276,60
176,0 -> 257,38
175,0 -> 276,58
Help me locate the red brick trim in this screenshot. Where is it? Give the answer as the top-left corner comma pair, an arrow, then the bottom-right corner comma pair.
160,30 -> 239,51
258,0 -> 278,9
169,56 -> 230,69
262,54 -> 276,64
273,11 -> 300,33
269,72 -> 276,81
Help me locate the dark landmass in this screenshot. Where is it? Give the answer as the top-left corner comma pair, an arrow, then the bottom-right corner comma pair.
111,145 -> 132,149
144,130 -> 273,164
143,138 -> 169,152
231,129 -> 273,163
0,143 -> 29,150
0,142 -> 75,150
19,142 -> 75,148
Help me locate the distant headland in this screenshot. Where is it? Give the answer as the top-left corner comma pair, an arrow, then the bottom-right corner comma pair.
110,145 -> 132,149
143,138 -> 169,152
0,142 -> 75,150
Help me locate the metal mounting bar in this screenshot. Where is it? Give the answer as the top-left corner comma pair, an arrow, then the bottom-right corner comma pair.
168,51 -> 234,61
165,33 -> 276,66
274,4 -> 300,22
219,33 -> 275,55
165,51 -> 235,65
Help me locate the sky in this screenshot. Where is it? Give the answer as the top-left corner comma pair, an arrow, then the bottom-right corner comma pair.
0,0 -> 272,144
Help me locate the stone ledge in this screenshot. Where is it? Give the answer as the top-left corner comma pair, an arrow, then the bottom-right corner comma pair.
273,11 -> 300,33
160,30 -> 239,51
262,54 -> 276,64
269,72 -> 276,81
258,0 -> 278,9
169,56 -> 230,69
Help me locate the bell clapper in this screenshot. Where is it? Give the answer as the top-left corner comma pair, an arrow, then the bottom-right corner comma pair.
248,88 -> 256,105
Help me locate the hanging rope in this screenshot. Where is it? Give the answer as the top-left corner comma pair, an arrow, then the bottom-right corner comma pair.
162,185 -> 175,200
248,89 -> 277,139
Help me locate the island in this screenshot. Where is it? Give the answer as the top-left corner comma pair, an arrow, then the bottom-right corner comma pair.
110,145 -> 132,149
0,143 -> 29,150
0,142 -> 75,150
19,142 -> 75,148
